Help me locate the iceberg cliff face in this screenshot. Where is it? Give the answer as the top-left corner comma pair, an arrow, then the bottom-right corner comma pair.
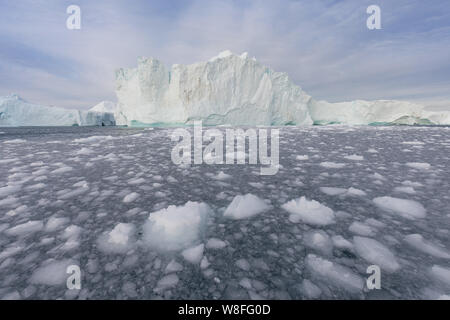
0,94 -> 115,127
114,50 -> 313,126
112,51 -> 450,126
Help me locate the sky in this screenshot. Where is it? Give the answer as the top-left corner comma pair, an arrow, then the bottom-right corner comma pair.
0,0 -> 449,110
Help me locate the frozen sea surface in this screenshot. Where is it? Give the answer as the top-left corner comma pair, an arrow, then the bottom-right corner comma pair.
0,125 -> 449,300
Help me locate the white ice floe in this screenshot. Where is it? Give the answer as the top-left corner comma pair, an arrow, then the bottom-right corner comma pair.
213,171 -> 232,181
154,274 -> 179,292
303,230 -> 333,256
394,186 -> 416,194
319,162 -> 346,169
75,147 -> 94,155
320,187 -> 366,197
5,220 -> 43,236
373,196 -> 426,220
305,254 -> 364,293
3,139 -> 26,144
143,201 -> 211,251
206,238 -> 227,249
165,260 -> 184,274
45,217 -> 70,232
404,234 -> 450,259
223,194 -> 271,220
29,259 -> 76,285
296,155 -> 309,161
123,192 -> 140,203
282,196 -> 335,226
74,135 -> 114,143
430,265 -> 450,287
97,223 -> 135,254
405,162 -> 431,170
353,236 -> 400,273
235,258 -> 251,271
349,222 -> 376,237
181,243 -> 204,264
331,235 -> 354,250
344,154 -> 364,161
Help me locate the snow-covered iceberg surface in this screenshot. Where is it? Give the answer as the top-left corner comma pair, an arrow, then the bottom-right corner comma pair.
111,50 -> 450,126
114,50 -> 313,126
0,94 -> 115,127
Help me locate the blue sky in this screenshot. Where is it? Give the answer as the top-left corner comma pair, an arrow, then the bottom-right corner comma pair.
0,0 -> 449,110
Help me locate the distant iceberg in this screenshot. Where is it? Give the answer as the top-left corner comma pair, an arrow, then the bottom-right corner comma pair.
0,94 -> 115,127
103,50 -> 449,126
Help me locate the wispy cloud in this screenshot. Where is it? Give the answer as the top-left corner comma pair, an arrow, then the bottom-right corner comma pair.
0,0 -> 449,109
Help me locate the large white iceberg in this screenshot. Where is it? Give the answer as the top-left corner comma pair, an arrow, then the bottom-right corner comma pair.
107,50 -> 449,126
112,50 -> 313,126
0,94 -> 115,127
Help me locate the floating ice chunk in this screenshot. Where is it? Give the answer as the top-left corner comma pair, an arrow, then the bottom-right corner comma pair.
127,177 -> 146,185
347,187 -> 366,196
51,166 -> 73,174
3,139 -> 26,144
181,243 -> 204,264
406,162 -> 431,170
45,217 -> 69,232
0,185 -> 21,197
430,265 -> 450,286
97,223 -> 135,254
402,141 -> 424,145
404,234 -> 450,259
331,235 -> 354,250
143,201 -> 211,251
206,238 -> 227,249
394,186 -> 416,194
165,260 -> 184,273
353,236 -> 400,273
282,196 -> 335,226
5,220 -> 43,236
344,154 -> 364,161
320,162 -> 346,169
235,258 -> 251,271
320,187 -> 347,196
0,158 -> 19,164
123,192 -> 139,203
306,254 -> 364,293
349,222 -> 376,237
29,259 -> 76,285
74,135 -> 114,143
223,194 -> 271,220
25,183 -> 46,191
213,171 -> 232,180
75,147 -> 94,155
301,279 -> 322,299
0,245 -> 23,261
58,185 -> 89,200
373,196 -> 426,219
155,274 -> 179,292
200,256 -> 210,269
296,155 -> 309,161
304,230 -> 333,256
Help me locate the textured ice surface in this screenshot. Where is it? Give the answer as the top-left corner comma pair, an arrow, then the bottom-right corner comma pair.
0,125 -> 449,300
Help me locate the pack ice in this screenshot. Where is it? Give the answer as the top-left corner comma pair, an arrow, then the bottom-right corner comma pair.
103,50 -> 450,126
0,94 -> 115,127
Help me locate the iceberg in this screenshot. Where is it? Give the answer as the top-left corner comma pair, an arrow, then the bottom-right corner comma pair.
113,50 -> 313,126
110,50 -> 450,126
0,94 -> 115,127
309,99 -> 450,126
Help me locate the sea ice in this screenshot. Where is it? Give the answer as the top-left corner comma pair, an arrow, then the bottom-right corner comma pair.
373,196 -> 426,219
223,194 -> 271,220
282,197 -> 335,226
353,236 -> 400,273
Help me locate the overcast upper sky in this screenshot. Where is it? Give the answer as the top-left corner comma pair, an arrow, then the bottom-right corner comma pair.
0,0 -> 449,110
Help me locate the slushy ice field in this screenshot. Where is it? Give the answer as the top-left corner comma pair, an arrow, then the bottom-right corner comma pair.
0,125 -> 449,300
